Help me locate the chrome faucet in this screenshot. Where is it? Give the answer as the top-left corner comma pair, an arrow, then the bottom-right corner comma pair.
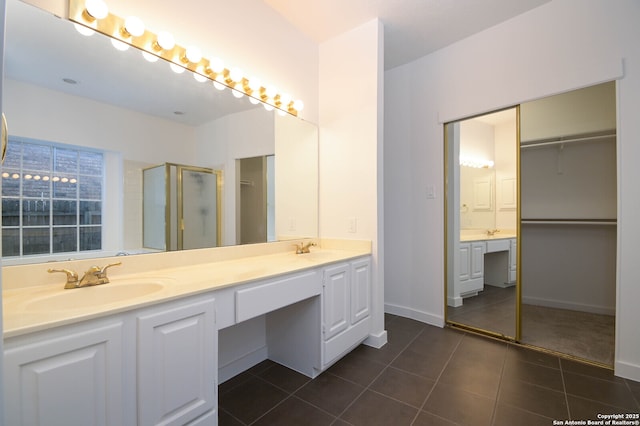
49,262 -> 122,289
294,241 -> 317,254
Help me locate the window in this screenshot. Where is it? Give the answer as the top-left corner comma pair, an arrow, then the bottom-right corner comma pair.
1,138 -> 103,258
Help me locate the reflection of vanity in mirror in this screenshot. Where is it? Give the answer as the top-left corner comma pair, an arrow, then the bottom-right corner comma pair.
1,0 -> 318,264
446,107 -> 518,338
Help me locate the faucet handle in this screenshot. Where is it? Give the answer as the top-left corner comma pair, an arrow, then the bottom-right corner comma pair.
100,262 -> 122,274
48,268 -> 79,288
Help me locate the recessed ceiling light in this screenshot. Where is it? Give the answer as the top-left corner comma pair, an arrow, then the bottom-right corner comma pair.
173,111 -> 185,115
62,78 -> 78,85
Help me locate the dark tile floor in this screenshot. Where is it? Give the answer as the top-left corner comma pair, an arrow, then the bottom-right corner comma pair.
219,314 -> 640,425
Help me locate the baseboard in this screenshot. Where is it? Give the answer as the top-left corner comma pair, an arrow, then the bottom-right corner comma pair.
522,296 -> 615,316
615,359 -> 640,382
364,329 -> 388,349
218,345 -> 268,384
384,303 -> 444,327
447,296 -> 463,308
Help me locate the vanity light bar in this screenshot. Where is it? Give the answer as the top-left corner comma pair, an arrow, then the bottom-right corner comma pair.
459,158 -> 495,168
68,0 -> 304,117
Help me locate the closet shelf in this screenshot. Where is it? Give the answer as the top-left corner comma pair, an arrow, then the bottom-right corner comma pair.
521,219 -> 617,226
521,130 -> 616,149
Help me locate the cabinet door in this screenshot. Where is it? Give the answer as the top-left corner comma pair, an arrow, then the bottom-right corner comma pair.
459,243 -> 471,281
4,322 -> 124,426
322,263 -> 350,341
350,258 -> 371,325
137,297 -> 216,426
509,239 -> 517,272
470,242 -> 486,280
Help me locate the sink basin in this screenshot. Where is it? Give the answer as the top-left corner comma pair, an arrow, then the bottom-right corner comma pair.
25,278 -> 172,311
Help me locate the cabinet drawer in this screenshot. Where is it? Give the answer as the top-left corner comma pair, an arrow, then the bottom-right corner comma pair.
486,239 -> 510,253
236,270 -> 321,322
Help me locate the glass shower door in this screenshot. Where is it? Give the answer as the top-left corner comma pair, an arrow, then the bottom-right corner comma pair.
179,167 -> 221,250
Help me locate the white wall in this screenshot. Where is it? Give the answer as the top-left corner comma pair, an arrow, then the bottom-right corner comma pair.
195,108 -> 274,246
384,0 -> 640,380
319,19 -> 386,347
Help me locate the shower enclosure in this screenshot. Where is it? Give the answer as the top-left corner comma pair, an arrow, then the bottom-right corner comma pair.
143,163 -> 222,251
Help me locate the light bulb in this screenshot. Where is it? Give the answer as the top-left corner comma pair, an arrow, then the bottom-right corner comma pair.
265,85 -> 278,99
43,176 -> 50,181
185,46 -> 202,63
279,93 -> 292,107
248,77 -> 262,92
85,0 -> 108,20
123,16 -> 145,37
293,99 -> 304,111
277,109 -> 286,116
34,175 -> 41,181
156,31 -> 175,50
170,63 -> 186,74
111,38 -> 129,51
229,68 -> 244,83
210,57 -> 225,73
193,72 -> 207,83
70,178 -> 78,184
213,81 -> 226,91
11,173 -> 19,179
74,23 -> 94,36
52,176 -> 60,182
232,83 -> 244,98
142,51 -> 159,62
24,174 -> 32,180
1,172 -> 8,178
249,97 -> 260,105
263,104 -> 274,111
61,177 -> 69,183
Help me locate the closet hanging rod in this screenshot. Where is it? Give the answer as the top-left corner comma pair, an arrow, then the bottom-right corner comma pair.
521,219 -> 617,226
521,132 -> 616,149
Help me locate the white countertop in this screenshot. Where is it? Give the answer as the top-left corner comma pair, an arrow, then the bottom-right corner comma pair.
460,232 -> 517,242
3,245 -> 371,338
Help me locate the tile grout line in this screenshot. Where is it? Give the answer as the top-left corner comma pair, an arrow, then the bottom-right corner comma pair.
559,359 -> 572,420
488,342 -> 510,426
409,330 -> 466,425
332,322 -> 429,423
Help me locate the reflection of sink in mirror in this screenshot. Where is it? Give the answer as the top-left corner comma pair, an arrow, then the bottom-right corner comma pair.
25,278 -> 172,311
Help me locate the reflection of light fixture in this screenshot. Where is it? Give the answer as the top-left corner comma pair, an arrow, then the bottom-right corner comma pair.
84,0 -> 108,21
170,63 -> 186,74
43,176 -> 50,182
193,72 -> 207,83
69,0 -> 304,116
232,83 -> 244,98
460,157 -> 495,168
122,16 -> 144,38
52,176 -> 60,182
24,174 -> 33,180
111,38 -> 129,51
61,177 -> 69,183
70,178 -> 78,184
142,51 -> 159,62
11,173 -> 20,179
1,172 -> 9,178
74,23 -> 95,36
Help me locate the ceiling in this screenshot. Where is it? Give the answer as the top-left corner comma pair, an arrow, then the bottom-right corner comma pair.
263,0 -> 551,70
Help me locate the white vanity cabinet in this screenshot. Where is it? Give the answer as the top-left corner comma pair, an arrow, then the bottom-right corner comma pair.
4,319 -> 126,426
137,296 -> 217,426
321,257 -> 372,369
3,294 -> 217,426
458,241 -> 486,296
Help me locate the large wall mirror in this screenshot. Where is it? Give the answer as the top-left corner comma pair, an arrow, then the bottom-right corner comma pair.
1,0 -> 318,265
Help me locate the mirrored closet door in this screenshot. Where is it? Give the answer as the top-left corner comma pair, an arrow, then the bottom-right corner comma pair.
445,81 -> 617,367
445,107 -> 519,340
